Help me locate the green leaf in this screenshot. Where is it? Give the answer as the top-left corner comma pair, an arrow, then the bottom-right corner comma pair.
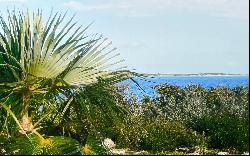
6,134 -> 82,155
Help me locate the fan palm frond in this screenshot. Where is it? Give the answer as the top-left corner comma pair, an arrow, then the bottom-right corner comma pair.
5,134 -> 81,155
0,10 -> 133,154
0,10 -> 128,86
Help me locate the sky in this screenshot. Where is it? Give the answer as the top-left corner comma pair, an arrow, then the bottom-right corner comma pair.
0,0 -> 249,74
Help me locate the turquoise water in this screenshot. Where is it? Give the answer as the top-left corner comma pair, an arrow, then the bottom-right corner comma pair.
119,76 -> 249,98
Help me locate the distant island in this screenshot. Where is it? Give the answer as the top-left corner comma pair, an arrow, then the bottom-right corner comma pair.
141,73 -> 248,76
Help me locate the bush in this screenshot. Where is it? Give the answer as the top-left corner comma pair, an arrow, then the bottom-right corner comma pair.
142,117 -> 201,152
148,84 -> 249,151
81,136 -> 108,155
154,84 -> 209,123
115,114 -> 149,150
115,115 -> 201,152
206,87 -> 237,114
154,85 -> 249,124
114,84 -> 249,152
192,113 -> 249,151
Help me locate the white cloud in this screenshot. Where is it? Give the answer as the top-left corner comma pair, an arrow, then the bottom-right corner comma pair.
64,0 -> 249,20
64,1 -> 111,11
64,1 -> 130,11
0,0 -> 26,2
226,61 -> 239,66
186,0 -> 249,20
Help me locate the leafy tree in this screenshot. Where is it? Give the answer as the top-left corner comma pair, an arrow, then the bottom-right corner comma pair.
0,10 -> 131,154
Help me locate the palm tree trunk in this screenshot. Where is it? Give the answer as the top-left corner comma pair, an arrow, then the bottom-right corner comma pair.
20,92 -> 33,133
23,92 -> 29,118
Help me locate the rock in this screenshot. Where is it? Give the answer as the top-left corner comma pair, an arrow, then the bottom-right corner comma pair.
110,149 -> 126,155
242,152 -> 249,155
102,138 -> 116,149
177,147 -> 189,152
187,152 -> 200,155
1,148 -> 6,153
218,152 -> 229,155
134,150 -> 149,155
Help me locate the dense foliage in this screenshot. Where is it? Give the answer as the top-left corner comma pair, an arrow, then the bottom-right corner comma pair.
111,84 -> 249,153
154,84 -> 249,151
115,115 -> 201,152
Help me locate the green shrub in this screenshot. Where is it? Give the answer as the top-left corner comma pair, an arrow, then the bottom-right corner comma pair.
154,84 -> 185,120
192,113 -> 249,151
141,118 -> 200,152
154,84 -> 209,123
81,136 -> 108,155
232,86 -> 249,119
115,84 -> 249,152
116,115 -> 201,152
148,84 -> 249,151
115,115 -> 149,150
206,87 -> 236,114
153,85 -> 249,125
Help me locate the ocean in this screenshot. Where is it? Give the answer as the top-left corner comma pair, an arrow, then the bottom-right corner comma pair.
119,76 -> 249,98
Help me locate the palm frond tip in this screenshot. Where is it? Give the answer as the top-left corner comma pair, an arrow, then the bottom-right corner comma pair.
0,10 -> 129,86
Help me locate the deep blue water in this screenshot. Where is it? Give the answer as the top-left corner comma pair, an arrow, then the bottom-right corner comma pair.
119,76 -> 249,98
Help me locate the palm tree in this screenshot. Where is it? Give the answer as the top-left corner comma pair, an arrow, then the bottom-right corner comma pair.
0,10 -> 131,154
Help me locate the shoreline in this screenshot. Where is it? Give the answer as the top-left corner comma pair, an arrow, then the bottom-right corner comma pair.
140,73 -> 249,77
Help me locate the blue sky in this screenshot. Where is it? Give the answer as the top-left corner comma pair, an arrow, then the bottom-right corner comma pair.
0,0 -> 249,74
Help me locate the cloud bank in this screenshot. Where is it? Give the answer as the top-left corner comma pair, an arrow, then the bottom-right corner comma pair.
64,0 -> 249,20
0,0 -> 26,3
